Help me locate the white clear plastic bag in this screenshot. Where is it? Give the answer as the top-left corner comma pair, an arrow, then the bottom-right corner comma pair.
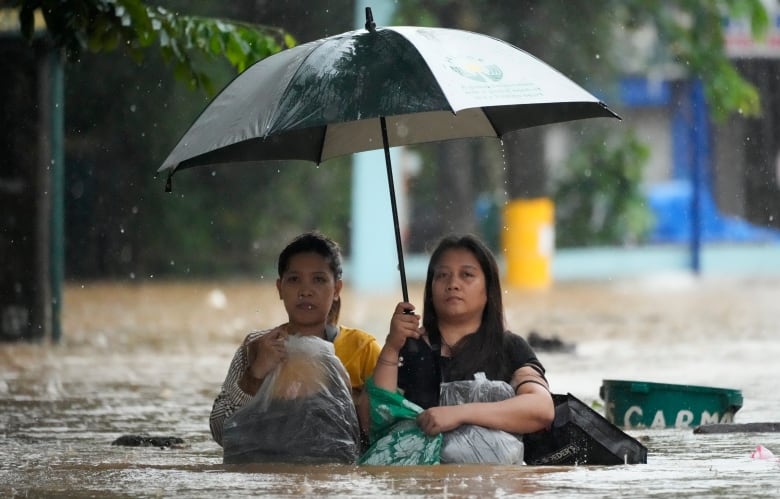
439,372 -> 525,465
223,335 -> 360,464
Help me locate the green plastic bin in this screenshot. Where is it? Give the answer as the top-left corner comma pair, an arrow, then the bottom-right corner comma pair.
600,379 -> 743,430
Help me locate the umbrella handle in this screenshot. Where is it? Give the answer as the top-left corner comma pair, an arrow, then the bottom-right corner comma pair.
365,7 -> 376,33
380,116 -> 409,303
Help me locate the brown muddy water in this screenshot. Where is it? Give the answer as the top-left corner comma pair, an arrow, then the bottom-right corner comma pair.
1,275 -> 779,498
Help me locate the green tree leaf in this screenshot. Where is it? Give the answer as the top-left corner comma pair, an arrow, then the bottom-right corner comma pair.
11,0 -> 296,95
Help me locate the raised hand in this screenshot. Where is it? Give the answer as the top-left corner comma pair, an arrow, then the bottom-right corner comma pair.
385,302 -> 421,354
247,326 -> 288,381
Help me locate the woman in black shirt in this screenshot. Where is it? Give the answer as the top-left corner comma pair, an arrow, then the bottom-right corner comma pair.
371,234 -> 554,437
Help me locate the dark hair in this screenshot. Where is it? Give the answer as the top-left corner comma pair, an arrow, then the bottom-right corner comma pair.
422,233 -> 509,381
277,231 -> 343,324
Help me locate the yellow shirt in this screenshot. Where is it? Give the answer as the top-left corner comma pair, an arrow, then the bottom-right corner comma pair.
333,326 -> 382,393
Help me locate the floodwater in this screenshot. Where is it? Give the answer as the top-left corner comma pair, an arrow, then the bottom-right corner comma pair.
1,275 -> 779,498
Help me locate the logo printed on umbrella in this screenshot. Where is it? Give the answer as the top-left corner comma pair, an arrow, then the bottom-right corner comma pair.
446,56 -> 503,83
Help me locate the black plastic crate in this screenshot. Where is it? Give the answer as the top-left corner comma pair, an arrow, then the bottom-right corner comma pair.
524,393 -> 648,465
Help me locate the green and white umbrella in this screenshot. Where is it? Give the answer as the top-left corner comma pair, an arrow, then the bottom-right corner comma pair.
160,8 -> 620,300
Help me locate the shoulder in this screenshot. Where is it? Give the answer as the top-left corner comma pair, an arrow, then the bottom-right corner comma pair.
503,330 -> 532,348
336,326 -> 380,344
333,326 -> 381,355
504,330 -> 547,377
503,330 -> 544,364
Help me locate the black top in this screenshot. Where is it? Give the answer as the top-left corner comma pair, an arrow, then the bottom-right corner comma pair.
397,331 -> 546,410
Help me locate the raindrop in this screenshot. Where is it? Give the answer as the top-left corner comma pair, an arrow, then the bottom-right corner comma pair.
129,104 -> 137,113
129,272 -> 136,279
120,245 -> 132,263
131,206 -> 139,214
595,53 -> 601,60
298,477 -> 313,495
211,171 -> 216,177
70,181 -> 84,200
119,226 -> 125,234
208,289 -> 227,309
323,103 -> 339,121
170,260 -> 175,266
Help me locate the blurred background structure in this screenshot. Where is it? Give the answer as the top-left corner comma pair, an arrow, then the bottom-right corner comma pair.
2,0 -> 780,342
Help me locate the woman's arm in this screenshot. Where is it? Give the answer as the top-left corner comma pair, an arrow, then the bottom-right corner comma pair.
209,340 -> 254,446
416,366 -> 555,436
333,327 -> 382,434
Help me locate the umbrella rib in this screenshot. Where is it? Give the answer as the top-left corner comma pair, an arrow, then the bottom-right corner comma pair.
478,108 -> 502,139
315,125 -> 327,165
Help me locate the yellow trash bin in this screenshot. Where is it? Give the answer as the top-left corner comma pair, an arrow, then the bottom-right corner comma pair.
502,198 -> 555,288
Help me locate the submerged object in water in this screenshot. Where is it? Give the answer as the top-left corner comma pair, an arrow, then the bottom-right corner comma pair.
694,422 -> 780,434
600,379 -> 743,429
111,435 -> 186,448
527,331 -> 576,353
524,393 -> 648,465
751,444 -> 778,461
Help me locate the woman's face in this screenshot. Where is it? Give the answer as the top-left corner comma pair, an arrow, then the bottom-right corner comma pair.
276,252 -> 341,335
430,247 -> 487,326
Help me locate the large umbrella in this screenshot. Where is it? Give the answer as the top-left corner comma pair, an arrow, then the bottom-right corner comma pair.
159,8 -> 620,301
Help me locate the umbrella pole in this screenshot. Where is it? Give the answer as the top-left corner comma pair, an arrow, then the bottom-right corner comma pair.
380,116 -> 409,303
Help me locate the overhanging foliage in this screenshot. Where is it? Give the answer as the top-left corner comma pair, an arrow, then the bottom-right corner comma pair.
10,0 -> 295,94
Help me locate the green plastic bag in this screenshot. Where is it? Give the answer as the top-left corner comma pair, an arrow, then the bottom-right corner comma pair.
358,377 -> 442,465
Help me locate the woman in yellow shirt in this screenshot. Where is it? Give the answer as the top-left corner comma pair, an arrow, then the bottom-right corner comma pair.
209,231 -> 381,451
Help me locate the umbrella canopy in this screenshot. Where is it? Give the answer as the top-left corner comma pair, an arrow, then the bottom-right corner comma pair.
160,9 -> 620,300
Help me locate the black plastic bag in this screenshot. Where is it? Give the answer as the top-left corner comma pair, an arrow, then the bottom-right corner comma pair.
222,335 -> 360,464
